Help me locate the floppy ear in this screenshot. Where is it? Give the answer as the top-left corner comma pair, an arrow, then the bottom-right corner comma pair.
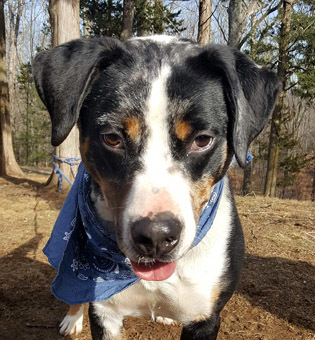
228,49 -> 281,167
32,37 -> 123,146
197,45 -> 281,168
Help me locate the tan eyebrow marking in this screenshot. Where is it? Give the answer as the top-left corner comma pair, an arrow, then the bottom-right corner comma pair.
124,116 -> 142,141
174,120 -> 192,141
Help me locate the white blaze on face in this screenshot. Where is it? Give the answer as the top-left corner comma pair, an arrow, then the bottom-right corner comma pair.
122,65 -> 196,257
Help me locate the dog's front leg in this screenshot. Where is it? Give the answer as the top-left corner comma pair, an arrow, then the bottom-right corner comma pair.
89,303 -> 123,340
180,314 -> 220,340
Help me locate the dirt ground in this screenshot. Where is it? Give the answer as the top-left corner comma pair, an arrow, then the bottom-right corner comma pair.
0,172 -> 314,340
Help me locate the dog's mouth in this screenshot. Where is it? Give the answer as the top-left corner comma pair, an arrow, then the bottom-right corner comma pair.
130,260 -> 176,281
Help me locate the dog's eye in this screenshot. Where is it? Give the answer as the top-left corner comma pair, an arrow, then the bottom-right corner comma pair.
190,135 -> 213,152
103,133 -> 124,148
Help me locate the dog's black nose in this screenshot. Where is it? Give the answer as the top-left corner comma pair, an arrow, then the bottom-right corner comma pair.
131,212 -> 182,258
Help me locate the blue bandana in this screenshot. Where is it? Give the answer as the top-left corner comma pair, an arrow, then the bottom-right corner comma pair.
43,163 -> 224,305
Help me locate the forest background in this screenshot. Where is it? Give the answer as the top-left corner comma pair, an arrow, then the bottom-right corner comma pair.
0,0 -> 314,201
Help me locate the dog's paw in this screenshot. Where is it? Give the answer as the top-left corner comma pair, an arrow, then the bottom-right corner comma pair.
59,314 -> 83,335
155,316 -> 178,326
59,306 -> 84,335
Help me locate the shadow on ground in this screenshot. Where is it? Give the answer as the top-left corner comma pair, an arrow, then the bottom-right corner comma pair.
0,235 -> 71,340
3,175 -> 45,189
237,253 -> 315,332
3,173 -> 68,212
0,234 -> 314,339
0,176 -> 314,339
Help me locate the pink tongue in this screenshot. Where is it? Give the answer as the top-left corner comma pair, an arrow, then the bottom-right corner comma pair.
130,260 -> 176,281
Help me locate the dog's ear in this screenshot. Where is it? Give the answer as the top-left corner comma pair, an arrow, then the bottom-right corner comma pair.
196,46 -> 281,168
32,37 -> 123,146
228,49 -> 281,167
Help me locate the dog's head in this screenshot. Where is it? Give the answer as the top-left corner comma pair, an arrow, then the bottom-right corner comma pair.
33,36 -> 280,280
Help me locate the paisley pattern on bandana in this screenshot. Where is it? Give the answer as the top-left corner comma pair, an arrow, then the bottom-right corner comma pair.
43,163 -> 224,305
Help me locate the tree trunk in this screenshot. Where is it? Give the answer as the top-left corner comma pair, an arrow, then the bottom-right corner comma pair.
311,158 -> 315,202
227,0 -> 253,192
121,0 -> 135,41
7,0 -> 23,148
0,0 -> 23,177
228,0 -> 244,48
264,95 -> 282,197
242,161 -> 252,196
197,0 -> 212,45
48,0 -> 80,191
264,0 -> 293,197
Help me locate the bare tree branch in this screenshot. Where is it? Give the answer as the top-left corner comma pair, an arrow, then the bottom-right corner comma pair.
212,11 -> 228,43
238,0 -> 282,49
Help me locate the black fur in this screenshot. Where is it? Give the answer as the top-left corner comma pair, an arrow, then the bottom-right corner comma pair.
181,315 -> 221,340
89,304 -> 106,340
184,46 -> 281,167
33,37 -> 280,168
32,36 -> 280,340
33,38 -> 124,146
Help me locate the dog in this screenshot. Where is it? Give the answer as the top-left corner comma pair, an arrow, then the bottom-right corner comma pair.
33,35 -> 280,340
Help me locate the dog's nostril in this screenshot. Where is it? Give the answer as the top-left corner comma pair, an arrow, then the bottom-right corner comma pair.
165,237 -> 177,245
136,235 -> 154,252
131,213 -> 182,258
